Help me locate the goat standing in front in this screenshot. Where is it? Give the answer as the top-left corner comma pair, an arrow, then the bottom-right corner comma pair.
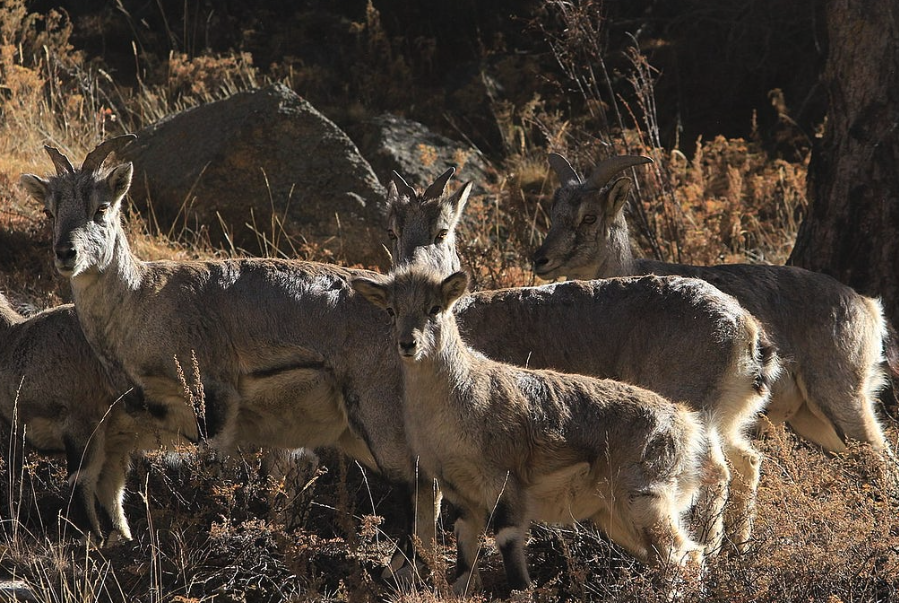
384,169 -> 779,552
19,136 -> 437,577
533,153 -> 897,469
353,265 -> 712,595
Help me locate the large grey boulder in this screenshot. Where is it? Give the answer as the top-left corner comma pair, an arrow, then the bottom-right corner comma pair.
121,84 -> 389,268
352,113 -> 491,191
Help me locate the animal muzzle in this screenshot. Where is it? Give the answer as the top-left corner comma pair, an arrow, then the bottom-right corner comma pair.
398,339 -> 417,358
54,241 -> 78,274
532,248 -> 562,278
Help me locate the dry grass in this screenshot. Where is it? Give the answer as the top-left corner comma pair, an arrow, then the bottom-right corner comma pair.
3,422 -> 897,602
1,1 -> 895,602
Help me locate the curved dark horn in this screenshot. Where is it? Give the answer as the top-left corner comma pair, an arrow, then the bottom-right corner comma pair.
391,171 -> 418,201
44,145 -> 74,175
81,134 -> 137,173
586,155 -> 652,190
422,167 -> 455,201
548,153 -> 581,186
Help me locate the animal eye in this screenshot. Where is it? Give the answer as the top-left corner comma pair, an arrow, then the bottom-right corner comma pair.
386,307 -> 395,317
43,208 -> 54,220
581,214 -> 597,225
95,204 -> 110,219
429,305 -> 441,316
387,229 -> 397,241
434,229 -> 448,244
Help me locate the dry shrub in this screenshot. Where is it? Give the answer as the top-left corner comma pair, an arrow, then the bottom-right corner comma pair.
701,423 -> 899,601
633,134 -> 808,267
130,51 -> 261,126
0,0 -> 137,181
0,2 -> 892,602
166,52 -> 258,102
470,0 -> 811,283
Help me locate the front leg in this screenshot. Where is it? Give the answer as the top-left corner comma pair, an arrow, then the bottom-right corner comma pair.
492,491 -> 532,592
452,506 -> 487,596
65,434 -> 105,542
383,474 -> 442,583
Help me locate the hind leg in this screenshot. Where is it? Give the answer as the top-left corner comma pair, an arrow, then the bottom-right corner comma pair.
635,494 -> 703,571
787,402 -> 847,452
792,376 -> 899,490
792,358 -> 890,453
594,492 -> 701,571
694,434 -> 730,555
721,434 -> 761,553
594,492 -> 703,601
94,445 -> 133,543
802,389 -> 899,486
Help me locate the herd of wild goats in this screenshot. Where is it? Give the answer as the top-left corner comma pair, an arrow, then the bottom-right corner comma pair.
3,134 -> 897,595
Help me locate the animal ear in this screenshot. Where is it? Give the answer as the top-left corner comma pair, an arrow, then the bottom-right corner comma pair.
391,171 -> 417,201
604,177 -> 633,219
19,174 -> 49,203
441,271 -> 469,306
423,167 -> 455,201
351,277 -> 391,309
107,163 -> 133,203
446,181 -> 472,224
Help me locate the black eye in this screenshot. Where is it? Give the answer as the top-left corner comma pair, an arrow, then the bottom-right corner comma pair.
581,214 -> 597,225
43,208 -> 53,220
95,204 -> 110,220
386,307 -> 395,317
429,305 -> 441,316
434,229 -> 448,244
387,229 -> 397,241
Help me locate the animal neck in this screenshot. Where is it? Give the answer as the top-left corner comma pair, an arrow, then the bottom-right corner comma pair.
402,314 -> 474,398
71,217 -> 144,301
597,219 -> 639,278
405,243 -> 461,276
442,235 -> 463,273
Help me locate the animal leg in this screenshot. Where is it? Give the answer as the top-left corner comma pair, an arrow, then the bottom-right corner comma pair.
94,444 -> 133,543
694,432 -> 730,555
722,436 -> 761,554
383,474 -> 441,584
787,402 -> 848,453
630,492 -> 703,570
64,435 -> 105,542
492,496 -> 532,592
452,508 -> 486,596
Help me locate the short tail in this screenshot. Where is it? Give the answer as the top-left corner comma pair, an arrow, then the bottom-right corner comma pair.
752,327 -> 781,396
879,320 -> 899,416
885,320 -> 899,378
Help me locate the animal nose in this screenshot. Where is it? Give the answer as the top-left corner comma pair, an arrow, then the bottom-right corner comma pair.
533,253 -> 550,269
55,243 -> 77,262
399,340 -> 417,355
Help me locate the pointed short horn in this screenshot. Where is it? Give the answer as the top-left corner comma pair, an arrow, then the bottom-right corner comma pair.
586,155 -> 652,190
391,171 -> 418,201
81,134 -> 137,173
548,153 -> 581,186
422,167 -> 455,201
44,146 -> 74,175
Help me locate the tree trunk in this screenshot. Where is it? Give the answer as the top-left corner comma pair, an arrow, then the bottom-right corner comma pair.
788,0 -> 899,331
